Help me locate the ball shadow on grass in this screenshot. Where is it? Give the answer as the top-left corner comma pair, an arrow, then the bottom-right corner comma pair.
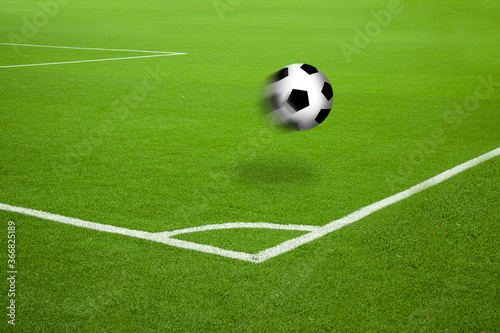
233,155 -> 318,185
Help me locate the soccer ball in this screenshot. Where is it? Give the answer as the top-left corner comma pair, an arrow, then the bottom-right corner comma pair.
265,63 -> 333,131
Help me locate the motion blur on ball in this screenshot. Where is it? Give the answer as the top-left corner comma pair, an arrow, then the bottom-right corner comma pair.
264,64 -> 333,131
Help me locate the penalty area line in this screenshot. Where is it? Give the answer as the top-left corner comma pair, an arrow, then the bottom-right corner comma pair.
0,42 -> 182,54
0,53 -> 186,69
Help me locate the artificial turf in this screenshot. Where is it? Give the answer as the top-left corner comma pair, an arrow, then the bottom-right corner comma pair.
0,0 -> 499,331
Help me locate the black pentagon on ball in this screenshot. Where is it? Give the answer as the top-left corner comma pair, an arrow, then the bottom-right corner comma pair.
321,82 -> 333,101
315,108 -> 331,124
274,67 -> 289,82
300,64 -> 318,75
287,89 -> 309,112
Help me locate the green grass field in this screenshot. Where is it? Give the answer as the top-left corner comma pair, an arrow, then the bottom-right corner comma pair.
1,0 -> 499,331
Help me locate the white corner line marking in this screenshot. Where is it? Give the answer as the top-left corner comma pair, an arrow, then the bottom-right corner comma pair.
0,147 -> 498,263
0,42 -> 187,69
253,147 -> 500,263
157,222 -> 320,238
0,202 -> 258,262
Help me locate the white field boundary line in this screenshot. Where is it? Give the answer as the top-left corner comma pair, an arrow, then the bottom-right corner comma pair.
0,147 -> 499,263
0,42 -> 186,69
0,203 -> 310,262
255,147 -> 500,262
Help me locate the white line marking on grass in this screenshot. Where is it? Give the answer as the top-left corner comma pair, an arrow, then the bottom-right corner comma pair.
0,202 -> 259,262
0,42 -> 181,54
0,53 -> 185,69
0,147 -> 498,263
0,42 -> 187,69
253,147 -> 500,263
157,222 -> 320,238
